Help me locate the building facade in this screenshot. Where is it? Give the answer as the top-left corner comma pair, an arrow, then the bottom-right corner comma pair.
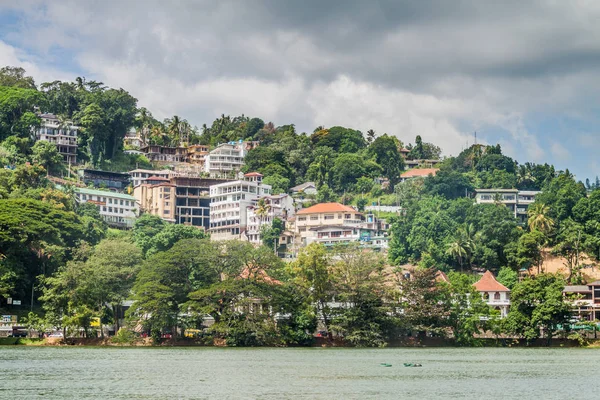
75,187 -> 138,228
187,145 -> 210,167
473,271 -> 511,318
172,177 -> 227,230
33,113 -> 78,164
77,169 -> 131,191
140,145 -> 188,164
209,172 -> 272,240
563,281 -> 600,321
129,169 -> 172,187
204,141 -> 259,178
245,194 -> 295,244
475,189 -> 540,224
133,176 -> 177,223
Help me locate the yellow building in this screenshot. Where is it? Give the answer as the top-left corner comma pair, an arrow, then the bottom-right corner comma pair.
133,176 -> 176,222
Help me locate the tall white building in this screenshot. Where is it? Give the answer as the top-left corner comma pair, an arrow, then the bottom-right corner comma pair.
33,113 -> 78,164
75,187 -> 139,229
209,172 -> 272,241
245,194 -> 295,244
474,189 -> 539,224
204,141 -> 259,178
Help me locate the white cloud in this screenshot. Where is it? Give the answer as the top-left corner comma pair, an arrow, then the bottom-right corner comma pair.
550,141 -> 571,161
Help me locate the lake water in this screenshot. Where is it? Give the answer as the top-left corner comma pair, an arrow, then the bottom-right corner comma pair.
1,346 -> 598,399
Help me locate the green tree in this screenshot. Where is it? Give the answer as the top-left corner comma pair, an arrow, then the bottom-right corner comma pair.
0,66 -> 36,89
504,274 -> 570,345
31,141 -> 63,175
0,86 -> 44,141
368,134 -> 405,190
527,203 -> 554,235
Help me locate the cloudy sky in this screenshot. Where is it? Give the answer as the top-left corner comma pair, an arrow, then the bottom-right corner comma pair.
1,0 -> 599,180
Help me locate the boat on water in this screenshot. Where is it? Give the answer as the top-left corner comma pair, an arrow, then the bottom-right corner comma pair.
403,363 -> 422,367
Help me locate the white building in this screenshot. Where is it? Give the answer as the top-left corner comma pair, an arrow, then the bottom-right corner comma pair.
475,189 -> 540,224
75,187 -> 139,229
209,172 -> 272,240
33,113 -> 79,164
290,182 -> 317,196
473,271 -> 511,318
129,169 -> 172,187
245,194 -> 295,244
204,141 -> 259,178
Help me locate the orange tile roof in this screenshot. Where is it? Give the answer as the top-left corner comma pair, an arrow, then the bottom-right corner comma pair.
244,172 -> 263,177
473,271 -> 509,292
296,202 -> 359,215
401,168 -> 439,178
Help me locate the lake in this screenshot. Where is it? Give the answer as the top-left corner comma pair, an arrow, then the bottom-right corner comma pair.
1,346 -> 598,399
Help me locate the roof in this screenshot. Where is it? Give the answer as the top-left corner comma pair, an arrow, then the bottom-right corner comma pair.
400,168 -> 439,179
399,147 -> 410,153
80,169 -> 130,178
473,271 -> 510,292
588,280 -> 600,286
76,187 -> 135,201
244,172 -> 263,177
435,270 -> 450,284
290,181 -> 316,191
129,169 -> 171,174
147,176 -> 170,181
564,285 -> 592,293
296,202 -> 359,215
475,188 -> 518,193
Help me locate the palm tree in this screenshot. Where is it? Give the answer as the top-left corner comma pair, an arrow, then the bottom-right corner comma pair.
446,240 -> 469,271
168,115 -> 182,146
255,198 -> 271,231
528,203 -> 554,235
366,129 -> 376,144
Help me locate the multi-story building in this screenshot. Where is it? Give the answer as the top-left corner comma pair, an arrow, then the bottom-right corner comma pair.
474,189 -> 540,224
33,113 -> 78,164
133,176 -> 176,223
172,176 -> 227,230
563,281 -> 600,321
288,203 -> 388,250
209,172 -> 272,240
124,128 -> 145,149
129,169 -> 172,187
473,271 -> 511,318
140,145 -> 188,164
204,141 -> 259,178
245,194 -> 295,244
188,145 -> 210,167
75,187 -> 139,229
77,169 -> 131,191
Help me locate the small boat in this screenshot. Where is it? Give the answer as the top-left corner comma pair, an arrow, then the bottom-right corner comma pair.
403,363 -> 422,367
380,363 -> 392,367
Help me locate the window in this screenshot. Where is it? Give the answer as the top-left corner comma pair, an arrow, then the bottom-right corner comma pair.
164,210 -> 170,215
109,207 -> 113,213
324,214 -> 334,220
310,216 -> 319,221
120,200 -> 123,205
494,292 -> 501,300
102,206 -> 106,212
344,214 -> 351,219
298,216 -> 307,221
338,214 -> 342,219
119,209 -> 123,214
108,198 -> 112,204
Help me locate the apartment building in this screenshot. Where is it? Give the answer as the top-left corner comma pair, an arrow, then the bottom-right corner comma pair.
33,113 -> 78,164
77,169 -> 130,191
133,176 -> 176,222
204,141 -> 259,178
245,194 -> 295,244
124,128 -> 145,149
75,187 -> 139,229
287,203 -> 388,251
129,169 -> 171,187
563,281 -> 600,321
140,145 -> 188,164
475,189 -> 540,224
209,172 -> 272,240
172,176 -> 227,230
188,145 -> 210,167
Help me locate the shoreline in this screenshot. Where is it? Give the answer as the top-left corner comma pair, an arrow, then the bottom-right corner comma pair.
1,337 -> 593,348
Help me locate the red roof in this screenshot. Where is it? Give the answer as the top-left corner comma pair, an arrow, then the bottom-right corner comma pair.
401,168 -> 439,178
147,176 -> 170,181
296,202 -> 359,215
244,172 -> 263,177
473,271 -> 509,292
